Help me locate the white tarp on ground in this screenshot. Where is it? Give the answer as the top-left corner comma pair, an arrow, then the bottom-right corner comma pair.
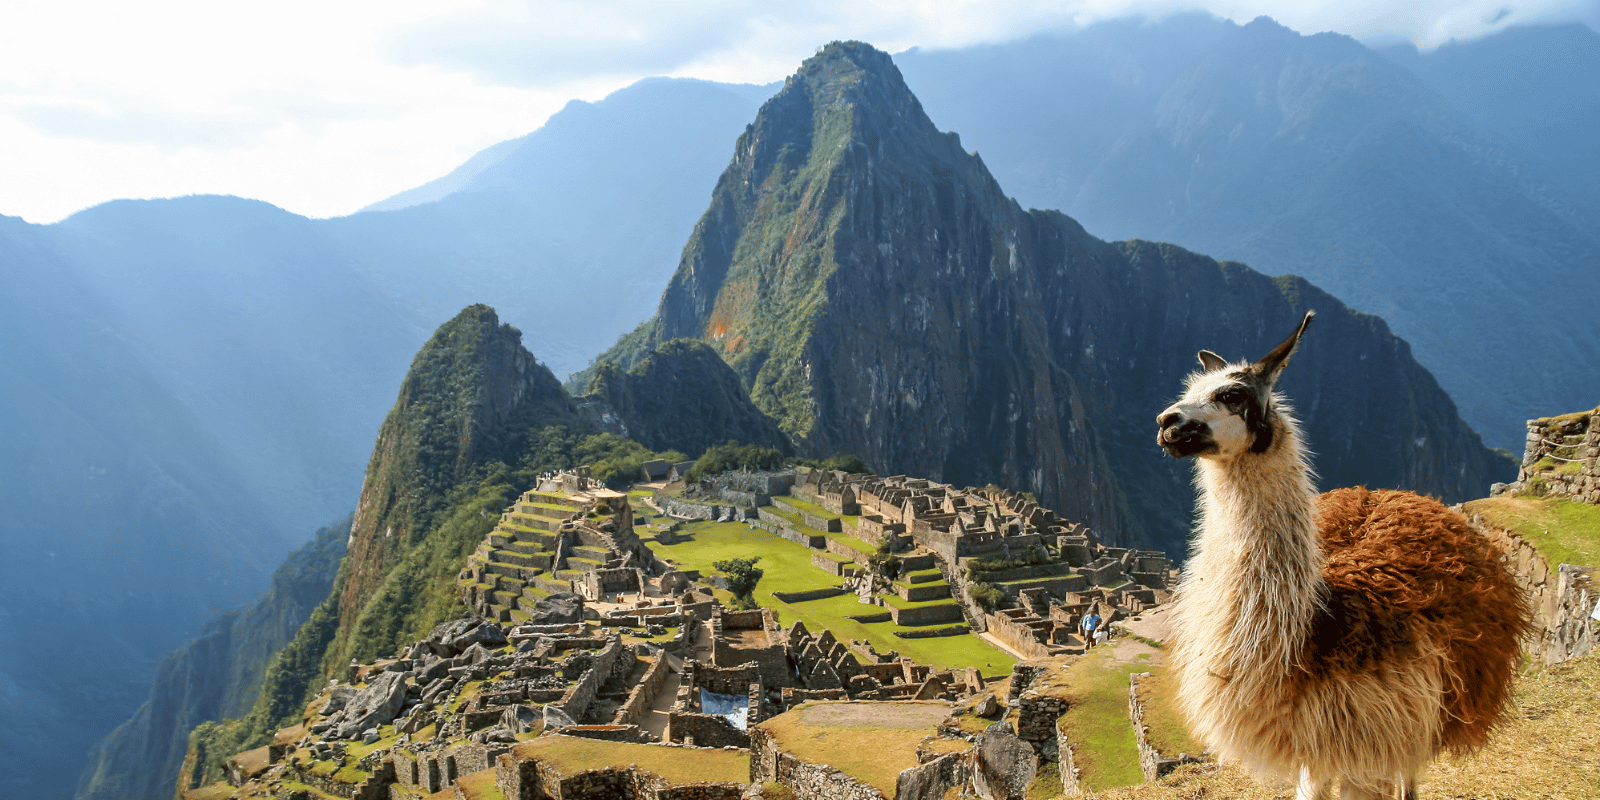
699,689 -> 749,730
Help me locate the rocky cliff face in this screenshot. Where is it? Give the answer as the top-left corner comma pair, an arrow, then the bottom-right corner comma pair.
599,41 -> 1509,552
582,339 -> 792,457
75,522 -> 346,800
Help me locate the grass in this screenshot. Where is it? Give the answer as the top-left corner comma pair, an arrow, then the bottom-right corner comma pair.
775,495 -> 860,528
1133,670 -> 1204,760
1028,765 -> 1065,800
454,768 -> 508,800
1038,647 -> 1150,794
511,736 -> 749,784
646,519 -> 1013,677
1089,651 -> 1600,800
1464,497 -> 1600,569
183,783 -> 237,800
758,702 -> 951,793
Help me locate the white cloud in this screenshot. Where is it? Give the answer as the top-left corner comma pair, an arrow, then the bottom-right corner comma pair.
0,0 -> 1594,223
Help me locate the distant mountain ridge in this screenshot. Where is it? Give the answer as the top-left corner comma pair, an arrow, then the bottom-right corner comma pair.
591,40 -> 1507,552
894,15 -> 1600,452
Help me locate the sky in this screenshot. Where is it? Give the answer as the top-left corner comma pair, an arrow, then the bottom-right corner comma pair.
2,0 -> 1596,224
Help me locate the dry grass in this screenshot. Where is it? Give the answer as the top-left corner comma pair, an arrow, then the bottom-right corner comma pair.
1084,652 -> 1600,800
759,701 -> 952,793
453,768 -> 508,800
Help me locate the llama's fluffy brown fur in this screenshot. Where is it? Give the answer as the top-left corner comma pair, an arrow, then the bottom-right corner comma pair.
1309,487 -> 1525,754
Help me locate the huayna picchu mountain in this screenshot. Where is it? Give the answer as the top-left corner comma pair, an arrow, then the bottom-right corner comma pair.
593,40 -> 1509,552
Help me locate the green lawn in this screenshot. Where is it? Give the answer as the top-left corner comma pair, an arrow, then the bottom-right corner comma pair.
1464,496 -> 1600,569
648,519 -> 1012,677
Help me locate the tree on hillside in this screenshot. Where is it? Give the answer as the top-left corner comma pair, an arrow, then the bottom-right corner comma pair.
686,440 -> 784,482
713,556 -> 764,608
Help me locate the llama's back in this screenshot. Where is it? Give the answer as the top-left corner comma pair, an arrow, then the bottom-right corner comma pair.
1313,487 -> 1529,753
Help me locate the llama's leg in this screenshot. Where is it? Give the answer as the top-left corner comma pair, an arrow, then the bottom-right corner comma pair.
1399,776 -> 1418,800
1296,766 -> 1329,800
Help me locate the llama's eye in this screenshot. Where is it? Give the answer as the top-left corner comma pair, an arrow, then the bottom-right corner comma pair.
1216,388 -> 1247,406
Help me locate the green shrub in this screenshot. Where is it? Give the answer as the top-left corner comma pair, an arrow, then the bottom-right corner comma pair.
967,583 -> 1004,612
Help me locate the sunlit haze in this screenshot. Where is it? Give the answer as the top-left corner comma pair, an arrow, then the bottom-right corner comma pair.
2,0 -> 1595,223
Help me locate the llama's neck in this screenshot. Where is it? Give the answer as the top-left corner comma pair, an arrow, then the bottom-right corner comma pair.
1186,414 -> 1322,673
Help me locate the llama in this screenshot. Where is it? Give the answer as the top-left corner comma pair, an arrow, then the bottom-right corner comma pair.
1155,311 -> 1527,800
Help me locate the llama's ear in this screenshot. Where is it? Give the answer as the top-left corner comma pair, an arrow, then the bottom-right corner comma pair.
1252,310 -> 1315,379
1197,350 -> 1229,372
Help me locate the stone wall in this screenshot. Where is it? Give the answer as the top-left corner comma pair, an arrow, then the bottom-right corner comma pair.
985,610 -> 1060,660
771,586 -> 848,603
667,711 -> 750,748
1511,410 -> 1600,504
557,637 -> 626,721
496,741 -> 746,800
887,603 -> 965,626
653,493 -> 754,522
748,726 -> 888,800
1056,718 -> 1083,797
1477,520 -> 1598,665
1127,673 -> 1190,781
613,654 -> 674,728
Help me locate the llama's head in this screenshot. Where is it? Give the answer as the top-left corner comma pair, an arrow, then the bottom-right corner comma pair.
1157,311 -> 1314,460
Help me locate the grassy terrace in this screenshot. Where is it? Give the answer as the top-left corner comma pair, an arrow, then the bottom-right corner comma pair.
759,702 -> 951,794
1033,648 -> 1151,794
1464,497 -> 1600,569
511,736 -> 749,784
774,494 -> 860,529
645,520 -> 1012,677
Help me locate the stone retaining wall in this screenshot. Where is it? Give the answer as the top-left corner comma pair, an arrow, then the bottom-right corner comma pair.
557,637 -> 626,721
887,603 -> 965,626
811,552 -> 860,577
771,586 -> 848,603
749,726 -> 887,800
613,654 -> 673,728
1128,673 -> 1187,781
984,611 -> 1058,659
1477,520 -> 1598,665
1512,411 -> 1600,504
667,711 -> 749,748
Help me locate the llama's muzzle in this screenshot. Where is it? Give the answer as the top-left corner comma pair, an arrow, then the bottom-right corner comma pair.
1157,411 -> 1211,457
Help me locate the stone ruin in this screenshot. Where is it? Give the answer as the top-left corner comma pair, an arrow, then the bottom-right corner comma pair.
1499,406 -> 1600,505
460,468 -> 670,622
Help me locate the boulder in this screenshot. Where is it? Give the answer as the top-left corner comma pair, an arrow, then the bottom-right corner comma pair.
336,671 -> 408,739
448,621 -> 507,652
501,704 -> 542,735
320,685 -> 358,716
542,704 -> 577,730
973,692 -> 999,718
971,724 -> 1036,800
427,615 -> 487,656
525,592 -> 584,625
459,642 -> 493,665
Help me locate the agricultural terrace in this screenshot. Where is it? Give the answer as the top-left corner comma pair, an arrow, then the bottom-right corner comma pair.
641,518 -> 1014,678
758,701 -> 956,794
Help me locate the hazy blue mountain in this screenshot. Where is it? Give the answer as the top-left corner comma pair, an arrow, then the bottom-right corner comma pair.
324,77 -> 777,375
0,213 -> 300,799
897,16 -> 1600,451
74,521 -> 345,800
1376,22 -> 1600,215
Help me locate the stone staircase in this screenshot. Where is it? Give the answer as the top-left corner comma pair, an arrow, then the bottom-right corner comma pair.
460,478 -> 642,623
